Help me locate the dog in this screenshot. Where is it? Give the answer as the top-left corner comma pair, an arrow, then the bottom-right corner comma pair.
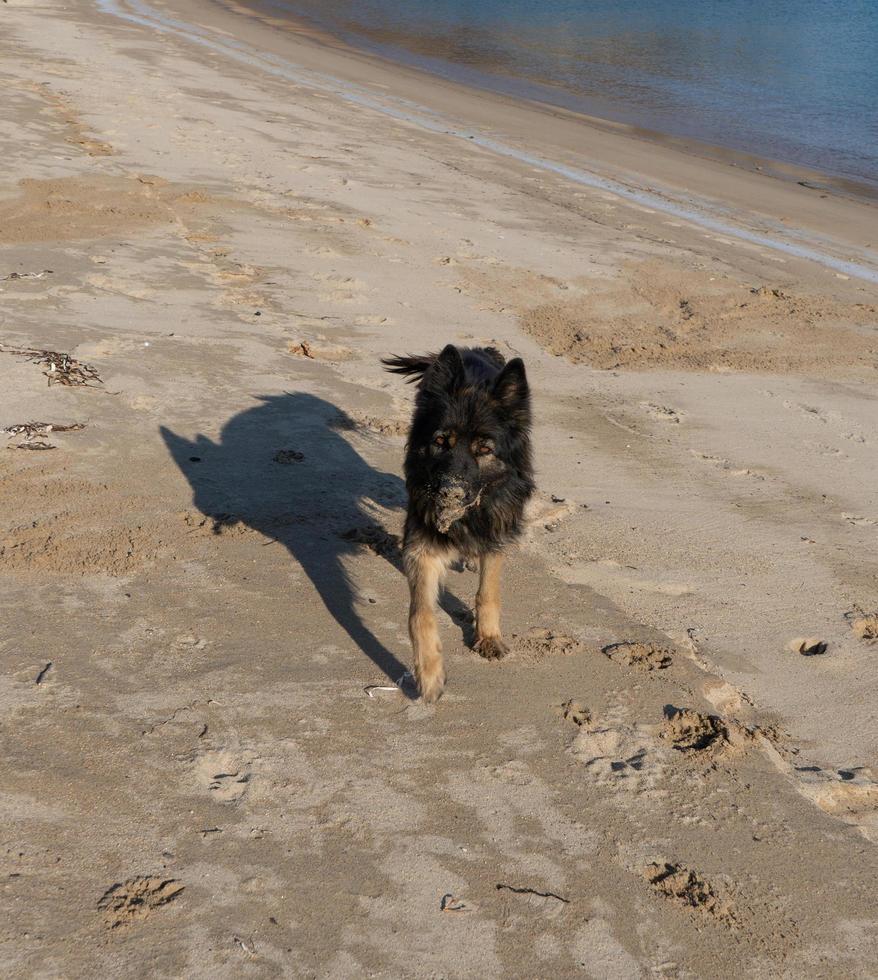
382,344 -> 534,702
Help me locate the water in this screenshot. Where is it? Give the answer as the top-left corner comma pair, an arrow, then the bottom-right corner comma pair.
251,0 -> 878,187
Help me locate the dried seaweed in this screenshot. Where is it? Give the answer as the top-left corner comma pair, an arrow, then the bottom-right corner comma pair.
0,345 -> 103,387
3,420 -> 86,450
5,421 -> 85,438
1,270 -> 53,281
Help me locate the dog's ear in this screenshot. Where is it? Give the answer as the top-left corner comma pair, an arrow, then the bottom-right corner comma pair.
492,358 -> 529,415
425,344 -> 465,395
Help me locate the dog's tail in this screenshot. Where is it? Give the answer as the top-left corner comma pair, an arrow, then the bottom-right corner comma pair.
381,352 -> 438,383
383,346 -> 507,383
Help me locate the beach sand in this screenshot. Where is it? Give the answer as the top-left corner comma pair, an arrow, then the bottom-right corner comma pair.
1,0 -> 877,975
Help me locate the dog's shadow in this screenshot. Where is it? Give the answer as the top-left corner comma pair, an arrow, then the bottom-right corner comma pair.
160,392 -> 472,692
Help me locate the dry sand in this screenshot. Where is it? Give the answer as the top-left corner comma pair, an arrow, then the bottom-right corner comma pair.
2,0 -> 878,976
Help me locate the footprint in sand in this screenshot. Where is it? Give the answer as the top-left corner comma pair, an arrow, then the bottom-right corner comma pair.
781,401 -> 868,443
660,705 -> 756,758
767,759 -> 878,844
603,641 -> 673,672
848,611 -> 878,641
570,722 -> 669,792
310,271 -> 367,303
287,340 -> 356,362
305,245 -> 342,258
796,769 -> 878,843
98,876 -> 184,928
329,411 -> 409,438
632,849 -> 797,948
572,705 -> 757,794
643,862 -> 740,929
841,513 -> 878,527
641,402 -> 684,424
86,272 -> 153,300
661,706 -> 730,753
556,699 -> 591,727
193,749 -> 252,805
690,450 -> 766,480
783,400 -> 829,424
353,314 -> 394,326
698,677 -> 753,716
511,627 -> 583,663
559,560 -> 693,598
523,490 -> 577,532
338,524 -> 401,560
489,760 -> 534,786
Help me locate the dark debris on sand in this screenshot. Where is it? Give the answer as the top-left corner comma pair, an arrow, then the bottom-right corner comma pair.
1,345 -> 103,387
3,420 -> 86,450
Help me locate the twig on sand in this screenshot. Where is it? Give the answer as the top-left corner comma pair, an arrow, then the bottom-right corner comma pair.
288,310 -> 339,320
496,883 -> 570,904
0,345 -> 103,387
440,894 -> 470,912
288,340 -> 316,358
35,662 -> 53,685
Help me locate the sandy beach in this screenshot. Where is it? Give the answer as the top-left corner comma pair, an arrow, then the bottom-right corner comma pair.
2,0 -> 878,975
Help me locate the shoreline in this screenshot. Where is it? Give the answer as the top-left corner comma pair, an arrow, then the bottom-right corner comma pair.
234,0 -> 878,202
104,0 -> 878,286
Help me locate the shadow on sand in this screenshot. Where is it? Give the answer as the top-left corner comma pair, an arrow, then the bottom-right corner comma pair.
161,392 -> 471,694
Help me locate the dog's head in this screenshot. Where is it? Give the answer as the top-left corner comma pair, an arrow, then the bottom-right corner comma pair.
408,345 -> 531,533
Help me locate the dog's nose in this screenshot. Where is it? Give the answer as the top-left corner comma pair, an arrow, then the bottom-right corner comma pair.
434,476 -> 479,533
437,476 -> 477,507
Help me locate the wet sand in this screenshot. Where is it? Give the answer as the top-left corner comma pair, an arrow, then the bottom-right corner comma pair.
1,0 -> 878,976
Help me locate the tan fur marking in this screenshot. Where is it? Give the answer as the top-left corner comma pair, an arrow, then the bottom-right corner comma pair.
476,551 -> 503,641
404,537 -> 451,702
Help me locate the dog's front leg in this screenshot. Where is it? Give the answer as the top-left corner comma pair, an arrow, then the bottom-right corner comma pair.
475,550 -> 508,660
404,541 -> 447,702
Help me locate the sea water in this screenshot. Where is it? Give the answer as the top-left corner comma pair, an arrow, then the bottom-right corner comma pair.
253,0 -> 878,187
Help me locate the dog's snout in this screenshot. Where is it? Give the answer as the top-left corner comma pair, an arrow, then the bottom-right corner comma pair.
437,474 -> 478,508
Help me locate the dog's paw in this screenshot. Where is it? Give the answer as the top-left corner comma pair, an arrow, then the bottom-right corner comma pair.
475,636 -> 509,661
416,664 -> 446,703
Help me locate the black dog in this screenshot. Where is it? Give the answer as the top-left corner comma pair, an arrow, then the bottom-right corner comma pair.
382,344 -> 534,702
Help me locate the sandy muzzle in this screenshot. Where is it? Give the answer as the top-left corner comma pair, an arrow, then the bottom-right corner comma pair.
434,479 -> 480,534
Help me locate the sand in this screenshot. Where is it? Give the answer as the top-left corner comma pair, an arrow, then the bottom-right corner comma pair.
1,0 -> 877,976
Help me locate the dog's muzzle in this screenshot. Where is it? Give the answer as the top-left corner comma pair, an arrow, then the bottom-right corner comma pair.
434,478 -> 480,534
